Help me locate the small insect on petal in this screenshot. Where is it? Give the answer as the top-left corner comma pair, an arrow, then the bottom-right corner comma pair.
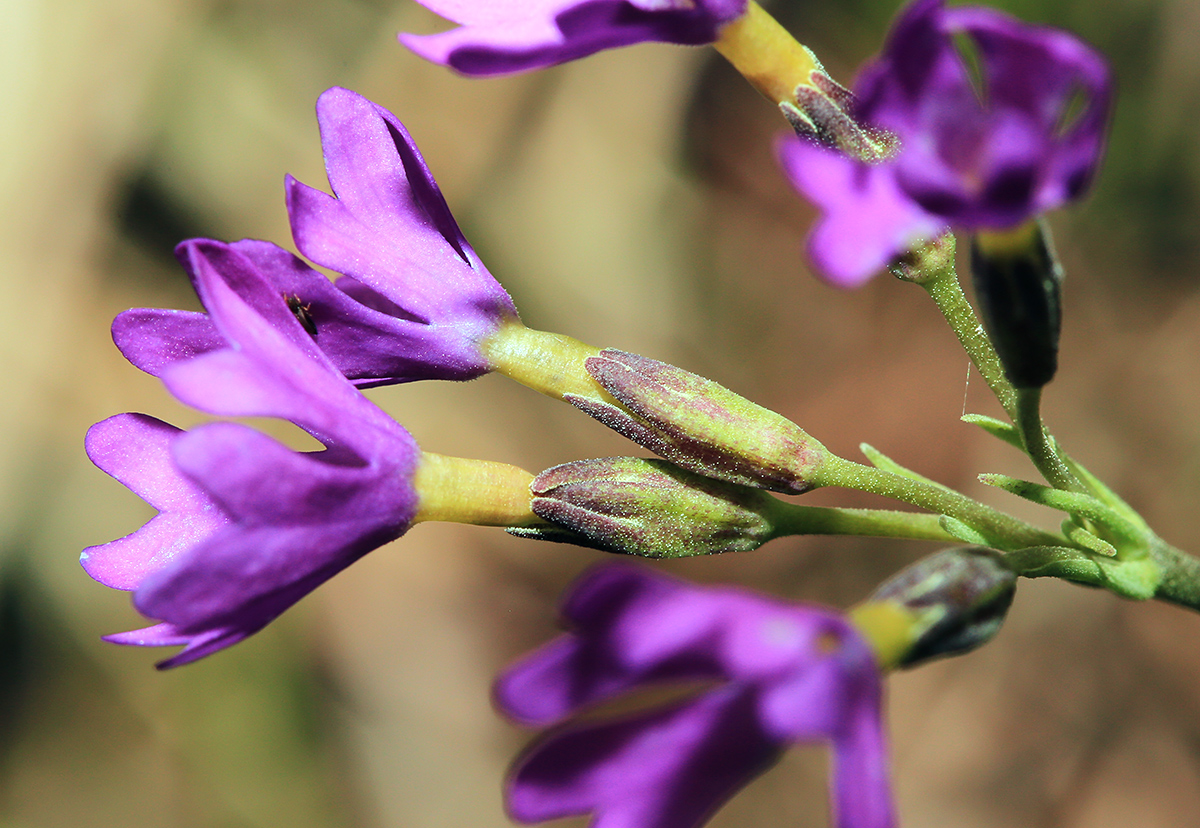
283,293 -> 318,336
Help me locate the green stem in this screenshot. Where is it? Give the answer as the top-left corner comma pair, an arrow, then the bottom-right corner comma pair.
1014,387 -> 1085,493
920,260 -> 1018,420
1150,539 -> 1200,611
817,455 -> 1062,551
767,502 -> 959,543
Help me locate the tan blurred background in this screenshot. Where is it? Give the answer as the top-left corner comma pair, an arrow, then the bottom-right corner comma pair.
4,0 -> 1200,825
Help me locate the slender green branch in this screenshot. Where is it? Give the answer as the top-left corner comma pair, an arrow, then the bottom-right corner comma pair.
920,259 -> 1018,419
766,501 -> 959,543
816,455 -> 1063,551
1014,387 -> 1086,493
1151,539 -> 1200,611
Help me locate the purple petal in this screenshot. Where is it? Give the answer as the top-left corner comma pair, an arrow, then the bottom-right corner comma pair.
498,565 -> 875,724
166,239 -> 417,460
286,87 -> 516,339
400,0 -> 746,77
776,137 -> 946,286
134,520 -> 402,631
231,239 -> 493,385
829,679 -> 894,828
171,422 -> 417,526
81,414 -> 227,591
111,309 -> 225,378
104,621 -> 252,670
507,688 -> 781,828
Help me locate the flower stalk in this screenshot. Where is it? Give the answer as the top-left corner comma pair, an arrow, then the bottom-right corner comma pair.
912,241 -> 1018,419
713,1 -> 820,105
412,453 -> 543,527
816,455 -> 1063,551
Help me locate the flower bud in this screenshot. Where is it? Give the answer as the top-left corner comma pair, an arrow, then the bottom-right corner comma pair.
865,546 -> 1017,668
970,220 -> 1063,389
571,349 -> 829,494
522,457 -> 781,559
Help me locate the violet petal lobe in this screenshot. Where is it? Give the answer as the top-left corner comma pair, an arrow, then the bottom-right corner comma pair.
81,413 -> 227,592
496,564 -> 895,828
400,0 -> 747,77
507,688 -> 781,828
165,239 -> 414,459
286,87 -> 517,360
776,135 -> 947,287
111,308 -> 226,378
116,235 -> 493,386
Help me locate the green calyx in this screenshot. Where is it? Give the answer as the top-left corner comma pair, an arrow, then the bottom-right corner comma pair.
573,349 -> 830,494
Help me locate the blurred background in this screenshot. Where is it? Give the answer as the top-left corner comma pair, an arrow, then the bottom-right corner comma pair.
4,0 -> 1200,825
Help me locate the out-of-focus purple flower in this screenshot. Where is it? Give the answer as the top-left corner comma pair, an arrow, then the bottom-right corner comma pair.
116,87 -> 520,389
779,0 -> 1111,287
83,239 -> 422,668
399,0 -> 747,76
495,564 -> 893,828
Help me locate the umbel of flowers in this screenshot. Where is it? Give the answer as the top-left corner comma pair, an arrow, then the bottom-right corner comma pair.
83,1 -> 1200,827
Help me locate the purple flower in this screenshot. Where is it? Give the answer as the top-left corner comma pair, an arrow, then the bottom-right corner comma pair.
117,87 -> 518,388
495,564 -> 893,828
83,239 -> 422,668
779,0 -> 1112,287
399,0 -> 747,76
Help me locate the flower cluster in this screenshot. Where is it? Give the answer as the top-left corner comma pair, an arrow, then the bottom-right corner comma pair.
83,1 -> 1130,827
87,87 -> 533,667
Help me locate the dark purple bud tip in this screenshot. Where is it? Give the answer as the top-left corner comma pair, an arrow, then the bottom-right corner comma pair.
579,350 -> 829,494
529,457 -> 781,559
868,546 -> 1017,668
969,221 -> 1063,389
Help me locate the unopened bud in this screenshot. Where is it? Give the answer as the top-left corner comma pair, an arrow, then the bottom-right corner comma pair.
521,457 -> 780,558
866,546 -> 1017,668
970,220 -> 1063,389
569,349 -> 829,494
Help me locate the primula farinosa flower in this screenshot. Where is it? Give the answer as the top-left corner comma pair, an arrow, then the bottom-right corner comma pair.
399,0 -> 747,76
285,87 -> 518,375
84,239 -> 421,668
117,87 -> 517,389
496,564 -> 893,828
778,0 -> 1112,287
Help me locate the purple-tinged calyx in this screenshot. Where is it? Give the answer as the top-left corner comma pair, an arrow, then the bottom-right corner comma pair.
84,239 -> 424,668
399,0 -> 748,77
495,564 -> 895,828
517,456 -> 781,557
779,0 -> 1112,287
571,349 -> 829,493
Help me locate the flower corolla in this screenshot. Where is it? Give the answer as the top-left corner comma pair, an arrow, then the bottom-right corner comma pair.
495,564 -> 894,828
779,0 -> 1112,287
